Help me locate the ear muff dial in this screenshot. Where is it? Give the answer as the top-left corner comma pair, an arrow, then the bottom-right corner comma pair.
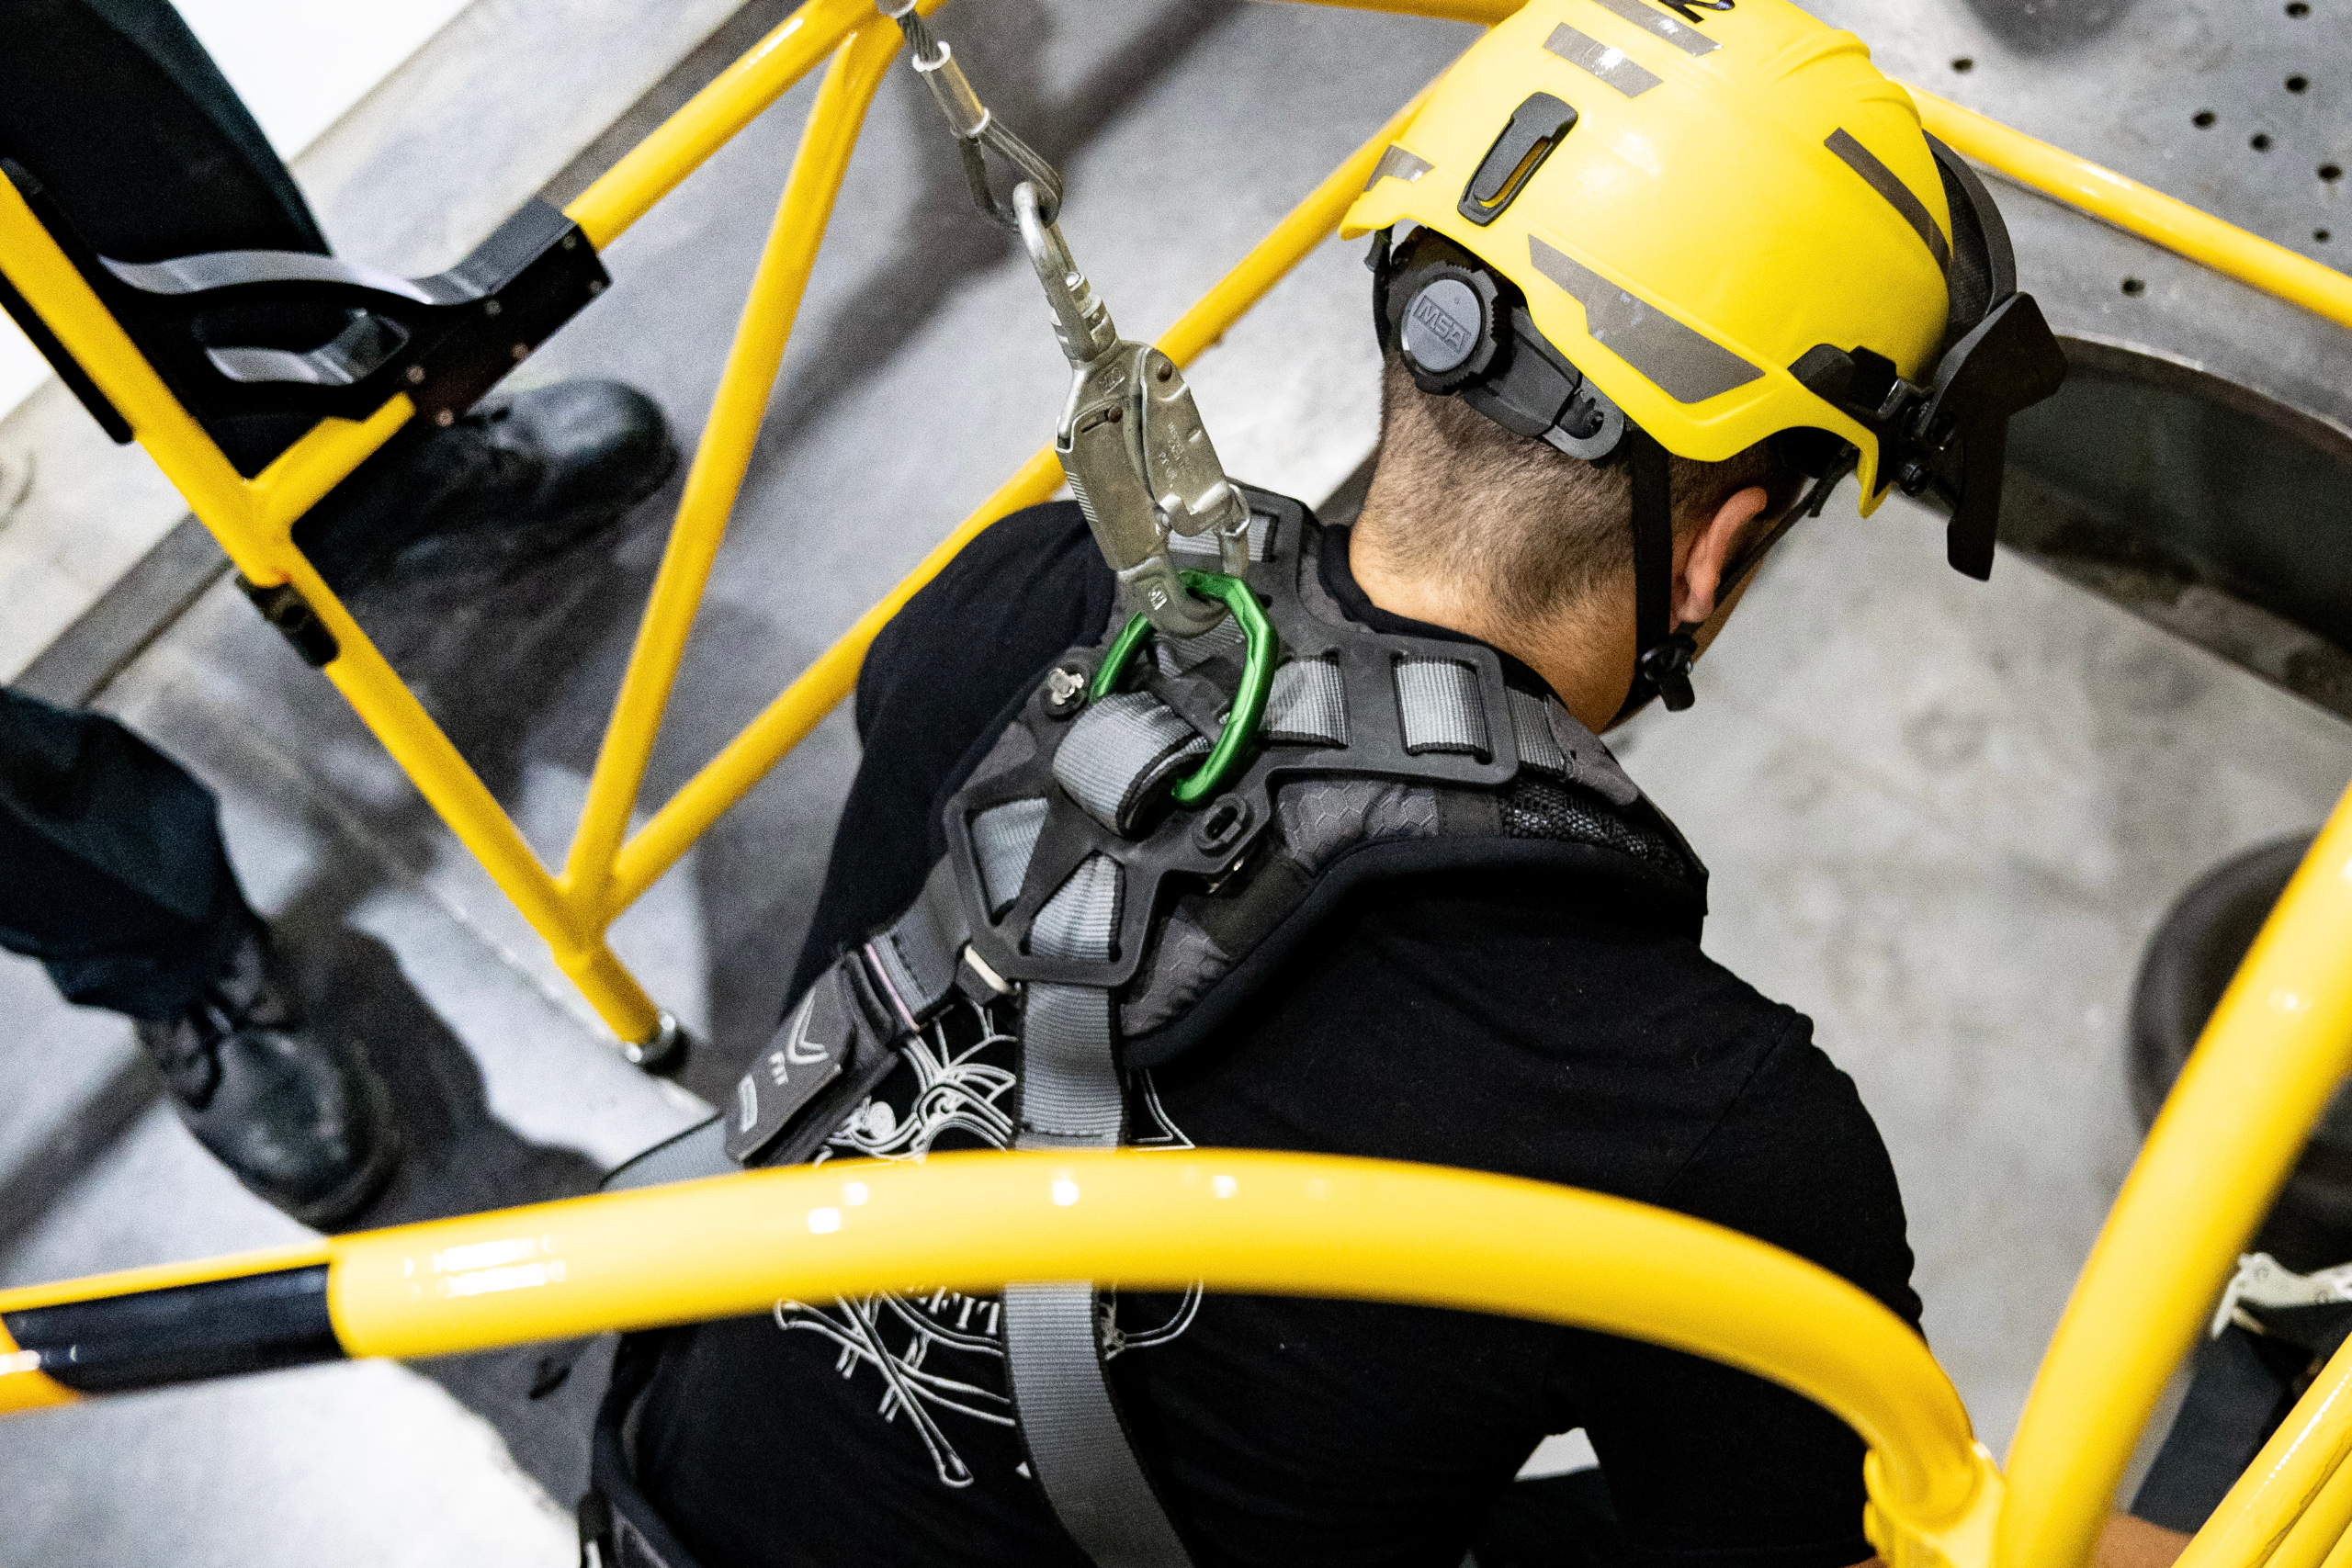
1394,262 -> 1506,395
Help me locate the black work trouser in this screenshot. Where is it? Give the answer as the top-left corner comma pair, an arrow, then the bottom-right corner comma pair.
0,0 -> 335,470
0,1 -> 300,1018
0,689 -> 254,1020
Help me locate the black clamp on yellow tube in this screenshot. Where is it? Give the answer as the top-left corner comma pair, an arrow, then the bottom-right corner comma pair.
238,577 -> 340,668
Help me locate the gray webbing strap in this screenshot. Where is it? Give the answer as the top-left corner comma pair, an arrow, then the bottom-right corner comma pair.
1508,687 -> 1568,776
1263,656 -> 1348,746
1395,656 -> 1492,757
1053,692 -> 1207,836
1002,1281 -> 1195,1568
1004,842 -> 1196,1564
863,857 -> 968,1030
1150,613 -> 1245,677
1020,985 -> 1125,1145
973,797 -> 1051,915
1034,852 -> 1123,960
1167,506 -> 1271,564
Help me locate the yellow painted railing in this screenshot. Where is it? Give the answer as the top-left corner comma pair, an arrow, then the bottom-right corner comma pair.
0,0 -> 1449,1052
9,4 -> 2352,1567
0,1148 -> 1999,1558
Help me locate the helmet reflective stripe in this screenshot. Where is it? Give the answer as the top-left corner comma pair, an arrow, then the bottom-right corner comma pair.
1543,25 -> 1666,98
1586,0 -> 1720,56
1825,129 -> 1953,275
1363,144 -> 1433,192
1526,237 -> 1759,405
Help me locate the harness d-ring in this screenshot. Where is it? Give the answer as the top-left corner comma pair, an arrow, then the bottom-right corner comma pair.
1091,571 -> 1277,806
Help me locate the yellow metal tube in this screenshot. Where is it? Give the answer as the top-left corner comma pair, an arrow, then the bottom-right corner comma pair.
565,0 -> 862,250
2001,779 -> 2352,1568
1906,85 -> 2352,336
278,549 -> 665,1035
1277,0 -> 1521,20
0,1151 -> 1984,1528
605,89 -> 1433,910
329,1152 -> 1981,1522
564,0 -> 946,251
246,399 -> 415,543
2264,1438 -> 2352,1568
566,22 -> 900,917
544,932 -> 668,1046
0,1321 -> 78,1413
2172,1335 -> 2352,1568
606,447 -> 1064,908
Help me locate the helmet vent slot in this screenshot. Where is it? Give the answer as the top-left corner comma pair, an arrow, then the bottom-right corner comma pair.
1458,92 -> 1578,228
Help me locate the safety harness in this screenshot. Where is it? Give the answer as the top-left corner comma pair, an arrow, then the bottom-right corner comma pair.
580,11 -> 1723,1562
583,491 -> 1708,1568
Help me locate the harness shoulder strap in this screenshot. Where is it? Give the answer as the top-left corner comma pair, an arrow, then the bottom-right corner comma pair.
1003,690 -> 1200,1565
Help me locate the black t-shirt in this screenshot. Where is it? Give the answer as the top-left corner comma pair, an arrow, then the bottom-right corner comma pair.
633,502 -> 1920,1568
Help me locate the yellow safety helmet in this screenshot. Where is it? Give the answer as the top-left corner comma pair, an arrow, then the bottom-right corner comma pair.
1344,0 -> 2065,711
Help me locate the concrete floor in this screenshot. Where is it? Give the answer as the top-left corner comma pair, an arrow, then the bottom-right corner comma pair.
4,0 -> 2352,1561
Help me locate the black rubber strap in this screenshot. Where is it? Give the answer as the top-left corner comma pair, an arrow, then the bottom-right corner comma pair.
1627,428 -> 1674,668
1610,428 -> 1697,716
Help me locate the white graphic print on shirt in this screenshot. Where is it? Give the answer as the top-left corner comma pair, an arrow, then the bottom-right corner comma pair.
775,995 -> 1198,1488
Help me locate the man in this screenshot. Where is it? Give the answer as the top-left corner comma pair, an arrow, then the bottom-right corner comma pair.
0,0 -> 676,1224
586,1 -> 2111,1563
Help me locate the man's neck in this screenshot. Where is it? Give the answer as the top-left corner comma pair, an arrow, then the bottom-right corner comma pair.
1345,525 -> 1631,733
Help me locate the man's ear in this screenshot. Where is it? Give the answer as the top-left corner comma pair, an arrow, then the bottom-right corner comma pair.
1674,485 -> 1772,626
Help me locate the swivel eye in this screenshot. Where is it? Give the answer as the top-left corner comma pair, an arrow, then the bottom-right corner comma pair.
885,0 -> 1252,640
1013,183 -> 1241,639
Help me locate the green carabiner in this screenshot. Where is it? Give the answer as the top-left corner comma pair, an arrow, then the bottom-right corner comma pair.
1090,571 -> 1277,806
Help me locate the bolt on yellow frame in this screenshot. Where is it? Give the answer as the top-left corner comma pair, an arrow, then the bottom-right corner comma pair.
10,4 -> 2352,1567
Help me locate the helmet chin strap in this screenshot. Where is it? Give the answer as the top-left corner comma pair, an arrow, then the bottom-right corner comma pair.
1611,429 -> 1698,727
1604,440 -> 1857,729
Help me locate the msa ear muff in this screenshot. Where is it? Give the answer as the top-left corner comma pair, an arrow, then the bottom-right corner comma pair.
1373,227 -> 1677,716
1376,228 -> 1629,463
1394,255 -> 1503,393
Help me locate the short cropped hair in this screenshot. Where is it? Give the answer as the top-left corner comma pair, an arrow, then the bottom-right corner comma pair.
1359,353 -> 1805,626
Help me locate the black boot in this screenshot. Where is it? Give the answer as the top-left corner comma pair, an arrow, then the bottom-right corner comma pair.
135,921 -> 399,1228
294,379 -> 677,605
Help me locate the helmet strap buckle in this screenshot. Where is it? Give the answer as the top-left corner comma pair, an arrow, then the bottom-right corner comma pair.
1637,634 -> 1700,714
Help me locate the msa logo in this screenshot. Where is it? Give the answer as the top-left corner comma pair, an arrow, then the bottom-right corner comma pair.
1662,0 -> 1733,19
736,1075 -> 759,1133
1408,290 -> 1474,356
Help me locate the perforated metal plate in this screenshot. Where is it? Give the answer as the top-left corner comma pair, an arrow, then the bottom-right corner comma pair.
1824,0 -> 2347,272
1801,0 -> 2352,718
